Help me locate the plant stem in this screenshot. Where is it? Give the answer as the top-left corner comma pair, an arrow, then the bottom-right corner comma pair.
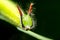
17,27 -> 53,40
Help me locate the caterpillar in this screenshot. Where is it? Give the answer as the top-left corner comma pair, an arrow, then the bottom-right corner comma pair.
0,0 -> 36,30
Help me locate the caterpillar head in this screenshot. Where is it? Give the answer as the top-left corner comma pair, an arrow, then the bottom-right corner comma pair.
17,3 -> 35,30
22,14 -> 33,30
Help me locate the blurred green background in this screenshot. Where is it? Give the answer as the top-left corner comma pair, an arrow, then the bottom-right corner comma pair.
0,0 -> 60,40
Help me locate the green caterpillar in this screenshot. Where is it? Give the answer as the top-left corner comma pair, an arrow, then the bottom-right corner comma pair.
0,0 -> 35,30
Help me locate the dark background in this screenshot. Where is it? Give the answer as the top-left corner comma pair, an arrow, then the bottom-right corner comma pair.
0,0 -> 60,40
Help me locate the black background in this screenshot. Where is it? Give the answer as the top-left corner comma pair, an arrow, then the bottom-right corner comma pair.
0,0 -> 60,40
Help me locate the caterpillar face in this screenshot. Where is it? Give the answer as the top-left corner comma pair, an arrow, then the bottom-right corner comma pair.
22,14 -> 33,30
